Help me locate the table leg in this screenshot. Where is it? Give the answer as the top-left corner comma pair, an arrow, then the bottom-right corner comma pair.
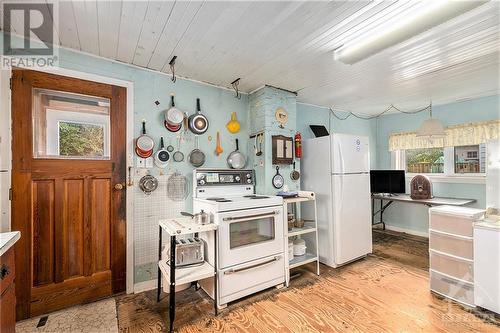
371,197 -> 374,225
157,226 -> 162,302
169,235 -> 176,333
380,199 -> 385,230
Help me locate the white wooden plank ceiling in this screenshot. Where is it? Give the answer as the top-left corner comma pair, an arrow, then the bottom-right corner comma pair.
22,1 -> 500,113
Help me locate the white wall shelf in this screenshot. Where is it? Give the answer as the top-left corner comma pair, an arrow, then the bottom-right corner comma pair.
283,193 -> 320,287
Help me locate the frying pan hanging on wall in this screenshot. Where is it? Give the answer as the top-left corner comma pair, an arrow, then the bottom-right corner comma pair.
188,98 -> 209,135
272,166 -> 284,189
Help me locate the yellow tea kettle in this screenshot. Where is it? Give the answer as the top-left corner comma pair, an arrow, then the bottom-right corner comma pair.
226,112 -> 241,134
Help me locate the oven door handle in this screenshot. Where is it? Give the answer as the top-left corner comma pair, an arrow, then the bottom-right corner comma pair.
222,211 -> 279,223
223,255 -> 281,275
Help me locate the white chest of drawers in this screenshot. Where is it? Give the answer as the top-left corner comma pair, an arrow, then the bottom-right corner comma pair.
429,206 -> 485,307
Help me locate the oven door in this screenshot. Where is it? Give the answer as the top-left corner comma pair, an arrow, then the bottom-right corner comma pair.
218,206 -> 283,268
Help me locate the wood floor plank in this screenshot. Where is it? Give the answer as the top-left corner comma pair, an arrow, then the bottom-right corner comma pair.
116,231 -> 499,333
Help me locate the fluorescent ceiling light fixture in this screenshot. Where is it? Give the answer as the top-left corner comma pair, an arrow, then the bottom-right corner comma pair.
416,105 -> 445,138
334,0 -> 489,65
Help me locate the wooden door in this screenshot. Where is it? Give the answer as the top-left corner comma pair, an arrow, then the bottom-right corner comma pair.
11,69 -> 127,319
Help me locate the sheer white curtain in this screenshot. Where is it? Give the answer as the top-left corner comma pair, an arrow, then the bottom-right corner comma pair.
389,120 -> 500,151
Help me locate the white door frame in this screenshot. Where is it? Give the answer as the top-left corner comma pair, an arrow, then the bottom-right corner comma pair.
2,67 -> 135,294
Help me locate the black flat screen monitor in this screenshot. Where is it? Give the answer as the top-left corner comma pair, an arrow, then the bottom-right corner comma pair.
370,170 -> 406,194
309,125 -> 330,137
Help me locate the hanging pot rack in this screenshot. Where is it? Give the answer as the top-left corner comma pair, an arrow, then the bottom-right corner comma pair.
231,78 -> 241,99
169,56 -> 177,83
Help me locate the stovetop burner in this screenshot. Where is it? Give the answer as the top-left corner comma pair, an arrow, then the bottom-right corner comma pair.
206,197 -> 232,202
243,195 -> 270,199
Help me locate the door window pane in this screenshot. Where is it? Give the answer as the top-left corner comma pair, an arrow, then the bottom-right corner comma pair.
230,218 -> 275,249
58,121 -> 105,157
33,88 -> 110,159
454,145 -> 485,173
406,148 -> 444,173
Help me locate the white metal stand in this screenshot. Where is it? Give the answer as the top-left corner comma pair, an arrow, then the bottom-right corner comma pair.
283,192 -> 320,287
157,218 -> 218,332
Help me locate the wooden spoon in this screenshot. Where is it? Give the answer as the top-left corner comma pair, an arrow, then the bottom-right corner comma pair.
215,131 -> 223,156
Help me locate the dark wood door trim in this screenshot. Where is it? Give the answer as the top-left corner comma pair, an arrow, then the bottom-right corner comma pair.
11,69 -> 127,319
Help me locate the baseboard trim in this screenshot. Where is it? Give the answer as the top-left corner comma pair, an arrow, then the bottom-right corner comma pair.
374,224 -> 428,238
133,280 -> 157,293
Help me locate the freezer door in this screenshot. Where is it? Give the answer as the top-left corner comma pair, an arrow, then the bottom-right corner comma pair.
331,173 -> 372,265
331,134 -> 370,174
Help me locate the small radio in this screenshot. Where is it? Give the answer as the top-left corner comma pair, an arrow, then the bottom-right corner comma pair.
410,175 -> 433,199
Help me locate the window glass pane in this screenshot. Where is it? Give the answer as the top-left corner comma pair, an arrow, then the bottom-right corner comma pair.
406,148 -> 444,173
33,88 -> 110,159
229,218 -> 275,249
59,121 -> 105,157
454,145 -> 485,173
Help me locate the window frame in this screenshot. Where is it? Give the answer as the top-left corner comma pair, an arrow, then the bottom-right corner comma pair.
42,108 -> 111,160
391,146 -> 486,184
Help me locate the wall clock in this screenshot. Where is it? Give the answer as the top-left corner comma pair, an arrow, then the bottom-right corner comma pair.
275,107 -> 288,128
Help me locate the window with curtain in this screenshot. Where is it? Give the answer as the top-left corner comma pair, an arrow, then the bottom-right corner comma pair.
389,120 -> 499,176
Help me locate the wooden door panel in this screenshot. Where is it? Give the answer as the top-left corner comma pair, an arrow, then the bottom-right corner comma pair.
11,69 -> 126,319
30,271 -> 112,317
62,179 -> 85,279
32,180 -> 55,287
90,178 -> 111,274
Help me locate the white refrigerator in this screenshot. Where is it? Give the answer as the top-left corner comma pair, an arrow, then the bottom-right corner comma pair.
301,133 -> 372,268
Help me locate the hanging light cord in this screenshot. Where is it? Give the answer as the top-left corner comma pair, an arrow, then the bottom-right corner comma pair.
329,103 -> 432,120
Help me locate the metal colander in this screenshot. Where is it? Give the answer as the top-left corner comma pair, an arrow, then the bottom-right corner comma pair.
167,172 -> 189,201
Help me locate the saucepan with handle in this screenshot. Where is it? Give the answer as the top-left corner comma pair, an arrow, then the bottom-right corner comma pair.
181,210 -> 210,225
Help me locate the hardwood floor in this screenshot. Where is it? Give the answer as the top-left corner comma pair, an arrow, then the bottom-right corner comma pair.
116,230 -> 500,332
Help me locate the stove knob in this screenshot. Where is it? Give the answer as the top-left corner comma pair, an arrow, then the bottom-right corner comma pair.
247,179 -> 252,184
235,176 -> 241,182
246,173 -> 251,178
199,180 -> 205,185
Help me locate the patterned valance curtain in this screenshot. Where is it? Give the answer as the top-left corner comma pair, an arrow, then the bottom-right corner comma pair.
389,120 -> 500,151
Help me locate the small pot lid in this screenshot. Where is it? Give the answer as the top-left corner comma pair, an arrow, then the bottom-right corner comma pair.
165,107 -> 184,125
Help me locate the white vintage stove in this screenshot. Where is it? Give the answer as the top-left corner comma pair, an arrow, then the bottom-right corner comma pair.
193,169 -> 284,308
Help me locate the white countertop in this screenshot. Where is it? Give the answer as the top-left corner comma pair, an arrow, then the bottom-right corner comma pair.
475,219 -> 500,230
0,231 -> 20,257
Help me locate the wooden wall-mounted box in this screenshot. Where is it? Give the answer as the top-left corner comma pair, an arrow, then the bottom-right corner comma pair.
272,135 -> 293,165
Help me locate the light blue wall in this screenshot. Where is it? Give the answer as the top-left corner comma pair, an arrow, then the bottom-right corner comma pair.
374,95 -> 499,234
295,96 -> 499,235
376,95 -> 500,169
57,48 -> 250,174
296,103 -> 378,168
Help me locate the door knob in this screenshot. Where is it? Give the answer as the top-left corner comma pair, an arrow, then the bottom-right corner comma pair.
114,183 -> 124,190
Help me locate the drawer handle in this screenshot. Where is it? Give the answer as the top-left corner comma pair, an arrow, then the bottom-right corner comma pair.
0,264 -> 10,279
224,256 -> 281,275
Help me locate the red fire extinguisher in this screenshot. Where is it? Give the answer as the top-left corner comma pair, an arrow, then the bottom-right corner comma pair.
295,132 -> 302,158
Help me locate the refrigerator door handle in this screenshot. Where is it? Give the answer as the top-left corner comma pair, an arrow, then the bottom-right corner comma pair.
336,139 -> 345,175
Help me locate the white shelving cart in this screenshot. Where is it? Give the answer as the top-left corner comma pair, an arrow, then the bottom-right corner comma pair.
283,192 -> 320,287
157,217 -> 218,333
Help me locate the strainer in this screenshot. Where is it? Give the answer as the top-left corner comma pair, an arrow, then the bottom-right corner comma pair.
167,172 -> 189,201
188,136 -> 205,167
